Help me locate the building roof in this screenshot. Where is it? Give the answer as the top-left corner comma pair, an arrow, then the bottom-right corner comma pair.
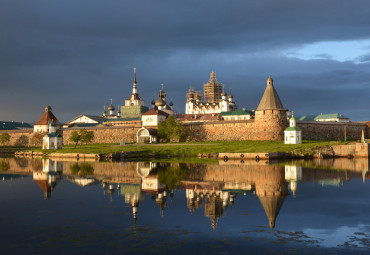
257,76 -> 285,111
220,109 -> 253,116
285,126 -> 301,131
44,132 -> 62,138
177,113 -> 220,122
0,121 -> 33,130
67,115 -> 105,124
297,113 -> 349,121
314,113 -> 349,120
142,109 -> 169,117
138,127 -> 158,136
67,123 -> 99,128
103,117 -> 141,122
35,106 -> 59,125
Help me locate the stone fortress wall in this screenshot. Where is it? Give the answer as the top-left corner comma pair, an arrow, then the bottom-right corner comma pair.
1,119 -> 368,146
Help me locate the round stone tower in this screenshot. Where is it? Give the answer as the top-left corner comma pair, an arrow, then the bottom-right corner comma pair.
254,76 -> 288,141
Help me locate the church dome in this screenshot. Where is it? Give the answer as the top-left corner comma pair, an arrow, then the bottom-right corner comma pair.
151,99 -> 155,105
108,103 -> 115,111
155,97 -> 165,107
228,93 -> 233,98
221,91 -> 227,97
169,100 -> 173,106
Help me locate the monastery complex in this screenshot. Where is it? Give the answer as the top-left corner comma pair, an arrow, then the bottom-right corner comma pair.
0,69 -> 369,146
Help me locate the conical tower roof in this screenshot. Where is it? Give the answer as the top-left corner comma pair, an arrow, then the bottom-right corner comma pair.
257,76 -> 285,111
258,196 -> 285,229
35,106 -> 59,125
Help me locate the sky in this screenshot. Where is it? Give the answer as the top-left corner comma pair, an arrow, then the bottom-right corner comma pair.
1,0 -> 370,123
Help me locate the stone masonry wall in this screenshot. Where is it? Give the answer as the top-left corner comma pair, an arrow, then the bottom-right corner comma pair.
183,121 -> 258,141
0,130 -> 34,146
62,126 -> 140,145
297,121 -> 366,140
1,119 -> 368,146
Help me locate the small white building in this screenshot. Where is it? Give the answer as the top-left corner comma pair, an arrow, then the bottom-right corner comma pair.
43,122 -> 63,149
141,109 -> 169,127
284,115 -> 302,144
136,127 -> 158,143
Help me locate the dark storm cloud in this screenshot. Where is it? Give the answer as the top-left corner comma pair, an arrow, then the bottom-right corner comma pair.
0,0 -> 370,122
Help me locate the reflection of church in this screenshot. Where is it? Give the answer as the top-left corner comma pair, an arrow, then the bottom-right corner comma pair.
101,161 -> 168,224
33,159 -> 63,199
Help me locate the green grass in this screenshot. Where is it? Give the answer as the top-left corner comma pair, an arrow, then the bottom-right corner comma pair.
29,140 -> 347,157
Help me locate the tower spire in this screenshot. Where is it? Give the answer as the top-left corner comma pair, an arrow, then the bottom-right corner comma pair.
132,68 -> 138,94
133,67 -> 137,85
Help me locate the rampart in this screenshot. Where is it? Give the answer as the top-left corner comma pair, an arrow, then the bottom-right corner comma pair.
62,126 -> 140,145
297,121 -> 366,140
0,120 -> 368,146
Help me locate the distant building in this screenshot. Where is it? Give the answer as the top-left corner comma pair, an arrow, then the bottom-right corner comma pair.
120,69 -> 149,119
220,109 -> 253,121
141,109 -> 169,127
297,113 -> 350,122
284,115 -> 302,144
65,115 -> 105,128
185,72 -> 236,114
34,106 -> 60,133
0,121 -> 32,130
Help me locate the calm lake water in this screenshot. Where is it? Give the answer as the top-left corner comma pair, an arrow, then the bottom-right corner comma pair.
0,157 -> 369,254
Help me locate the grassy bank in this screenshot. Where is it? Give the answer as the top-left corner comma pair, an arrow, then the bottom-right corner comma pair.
29,140 -> 346,157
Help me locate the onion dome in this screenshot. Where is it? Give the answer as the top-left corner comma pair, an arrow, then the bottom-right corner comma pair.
221,91 -> 227,97
151,99 -> 155,105
228,93 -> 233,99
117,106 -> 121,114
102,106 -> 107,114
108,100 -> 115,111
155,97 -> 165,107
169,100 -> 173,106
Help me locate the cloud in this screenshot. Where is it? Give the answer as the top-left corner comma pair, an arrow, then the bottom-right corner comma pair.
1,0 -> 370,122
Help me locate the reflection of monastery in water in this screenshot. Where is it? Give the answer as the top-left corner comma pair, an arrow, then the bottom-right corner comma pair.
1,157 -> 369,228
33,159 -> 63,199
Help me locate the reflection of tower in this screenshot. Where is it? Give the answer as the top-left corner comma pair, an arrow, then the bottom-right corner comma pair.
33,159 -> 62,199
186,188 -> 196,213
285,165 -> 302,198
120,183 -> 144,224
255,165 -> 288,229
108,184 -> 115,202
204,194 -> 223,230
156,191 -> 167,217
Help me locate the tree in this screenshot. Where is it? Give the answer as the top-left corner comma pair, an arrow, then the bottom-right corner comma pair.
29,132 -> 43,147
80,129 -> 94,145
0,133 -> 10,145
70,162 -> 94,177
70,131 -> 81,148
157,116 -> 185,142
157,165 -> 185,190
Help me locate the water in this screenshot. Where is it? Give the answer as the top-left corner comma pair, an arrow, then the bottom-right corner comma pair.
0,157 -> 369,254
